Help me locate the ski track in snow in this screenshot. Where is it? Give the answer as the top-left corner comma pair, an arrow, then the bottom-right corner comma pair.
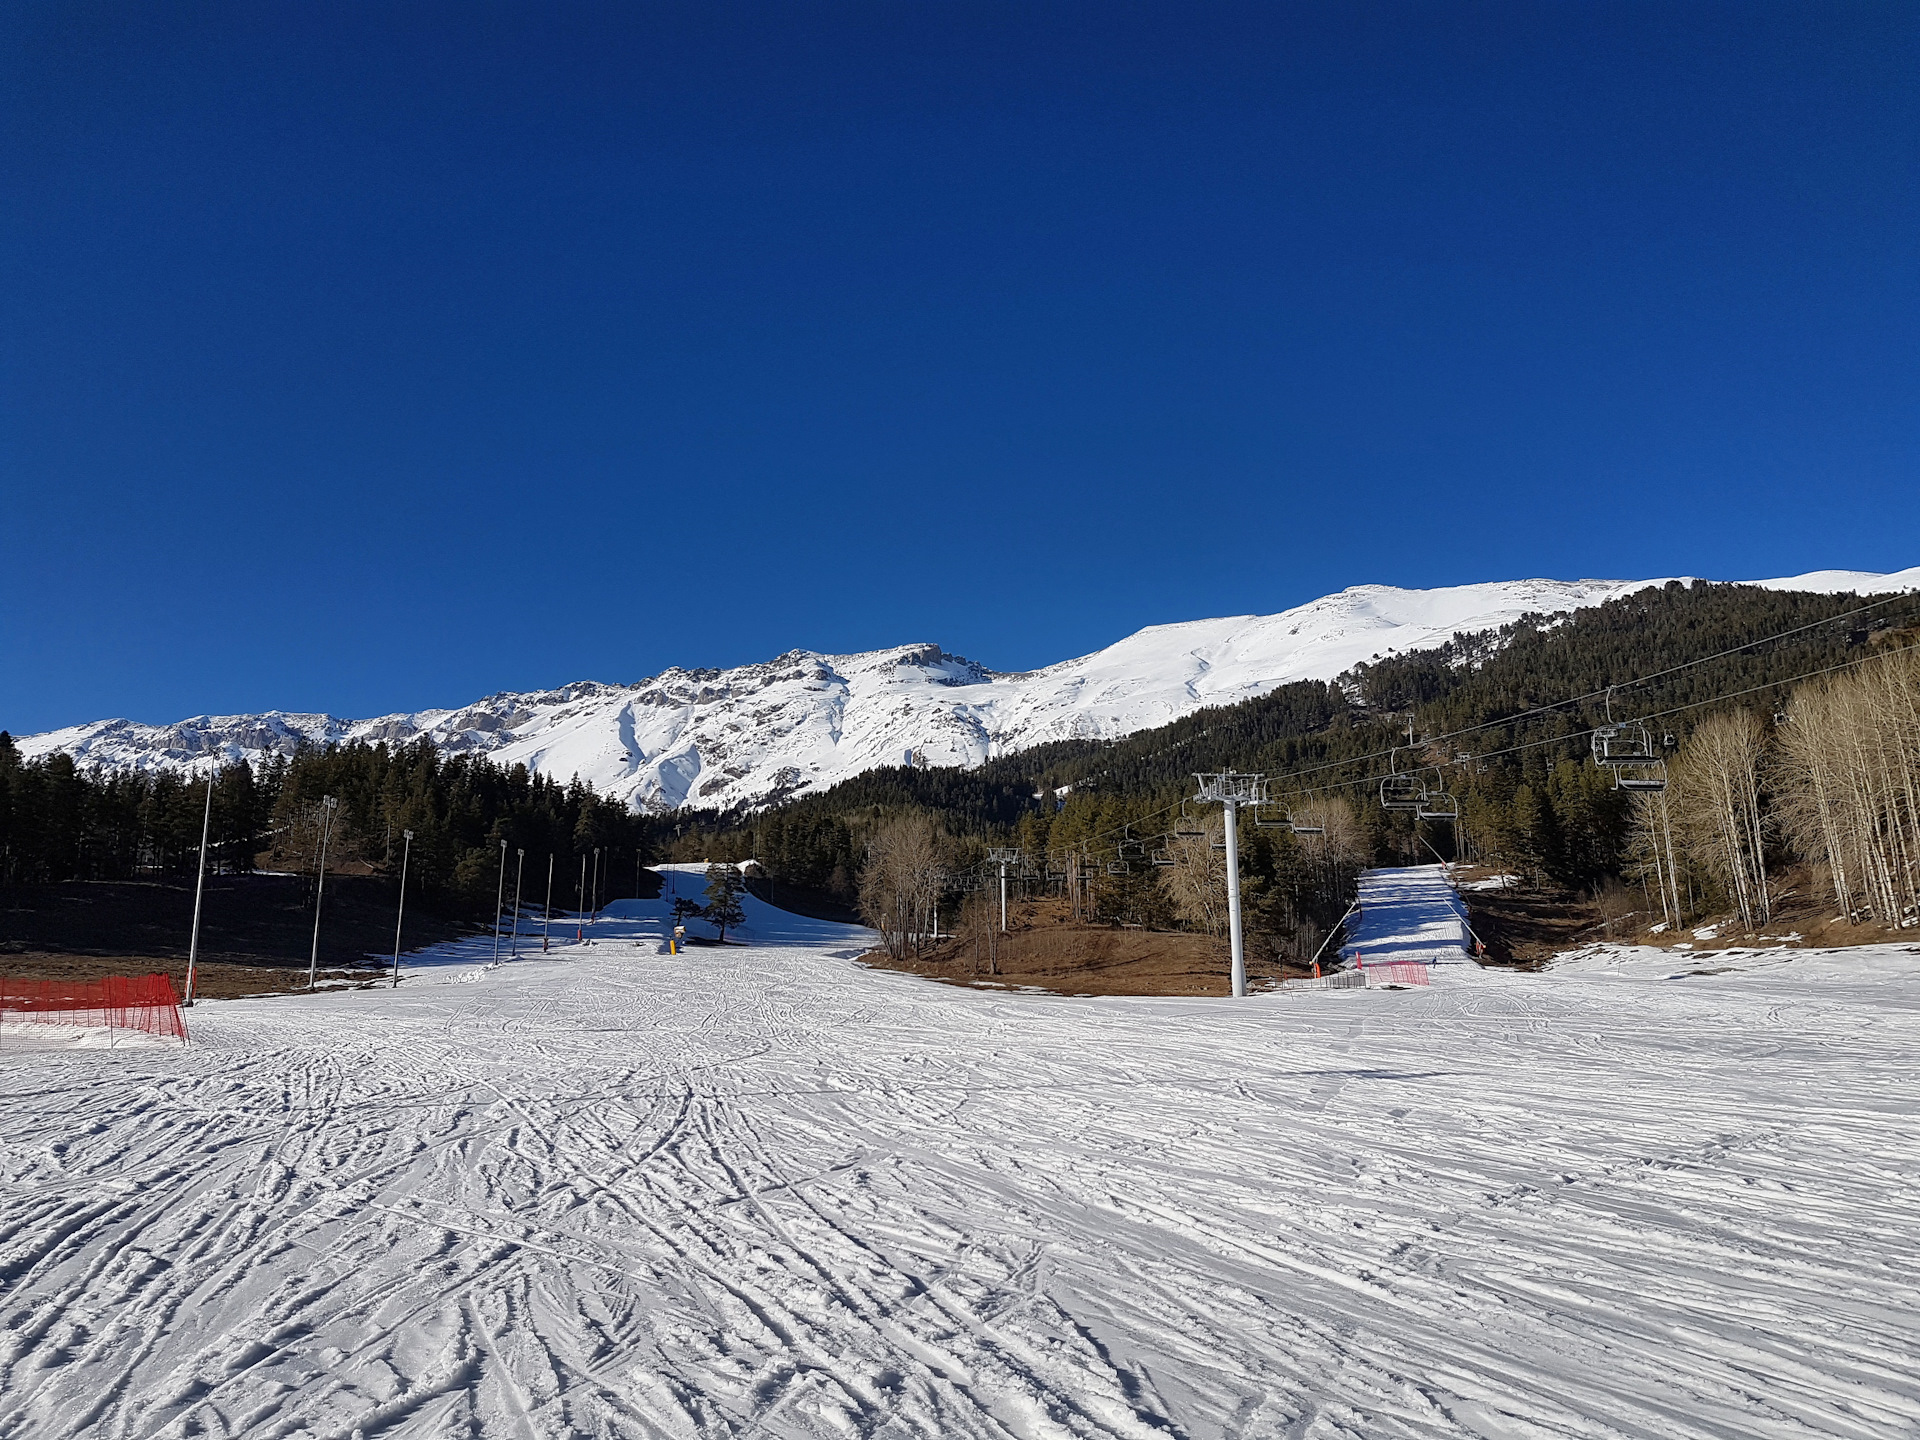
2,883 -> 1918,1438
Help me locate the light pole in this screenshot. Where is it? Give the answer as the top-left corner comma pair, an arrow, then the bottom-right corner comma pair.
509,848 -> 525,959
1195,771 -> 1266,998
391,828 -> 413,988
589,846 -> 601,945
491,839 -> 507,965
576,854 -> 587,944
184,772 -> 213,1008
307,795 -> 339,990
987,848 -> 1020,933
542,852 -> 554,953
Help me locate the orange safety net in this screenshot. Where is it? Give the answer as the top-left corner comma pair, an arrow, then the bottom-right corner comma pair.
0,974 -> 189,1043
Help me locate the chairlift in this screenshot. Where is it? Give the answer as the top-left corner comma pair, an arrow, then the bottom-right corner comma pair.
1172,802 -> 1203,838
1416,787 -> 1458,823
1150,849 -> 1175,868
1380,747 -> 1422,811
1380,774 -> 1422,811
1612,759 -> 1668,793
1592,721 -> 1658,766
1288,810 -> 1325,836
1591,686 -> 1658,769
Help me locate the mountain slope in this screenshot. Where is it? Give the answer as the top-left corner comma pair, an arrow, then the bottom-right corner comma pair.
18,568 -> 1918,811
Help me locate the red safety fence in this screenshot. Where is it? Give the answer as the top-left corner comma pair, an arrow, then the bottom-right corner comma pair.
0,974 -> 189,1043
1361,962 -> 1431,988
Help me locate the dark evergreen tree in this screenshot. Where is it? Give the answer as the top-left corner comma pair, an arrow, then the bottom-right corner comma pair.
703,863 -> 746,940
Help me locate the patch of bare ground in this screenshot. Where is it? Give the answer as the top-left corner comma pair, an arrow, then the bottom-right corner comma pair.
1616,864 -> 1920,952
0,952 -> 382,1000
1458,861 -> 1920,961
858,898 -> 1317,997
1452,866 -> 1601,969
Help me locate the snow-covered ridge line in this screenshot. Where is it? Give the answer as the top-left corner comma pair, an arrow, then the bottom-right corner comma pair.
17,568 -> 1919,812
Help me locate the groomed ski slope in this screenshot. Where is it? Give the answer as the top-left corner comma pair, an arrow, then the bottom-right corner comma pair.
2,874 -> 1917,1439
1342,866 -> 1477,967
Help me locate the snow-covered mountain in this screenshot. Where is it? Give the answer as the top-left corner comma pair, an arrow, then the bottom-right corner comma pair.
18,569 -> 1918,811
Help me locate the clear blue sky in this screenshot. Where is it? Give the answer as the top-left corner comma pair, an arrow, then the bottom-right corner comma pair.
4,3 -> 1916,734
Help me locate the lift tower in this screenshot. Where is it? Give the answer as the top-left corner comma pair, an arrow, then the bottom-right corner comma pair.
1194,771 -> 1267,998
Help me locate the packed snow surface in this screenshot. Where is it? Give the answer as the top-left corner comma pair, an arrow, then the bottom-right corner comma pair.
1342,864 -> 1477,966
4,885 -> 1917,1437
20,567 -> 1920,811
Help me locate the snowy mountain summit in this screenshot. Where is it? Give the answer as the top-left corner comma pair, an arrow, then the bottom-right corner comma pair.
19,569 -> 1918,812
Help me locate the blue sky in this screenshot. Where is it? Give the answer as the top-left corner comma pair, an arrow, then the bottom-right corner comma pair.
4,2 -> 1916,734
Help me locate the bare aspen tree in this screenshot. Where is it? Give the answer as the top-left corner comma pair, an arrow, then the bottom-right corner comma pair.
1160,810 -> 1228,936
1672,710 -> 1772,931
858,815 -> 944,960
1773,649 -> 1920,927
1627,789 -> 1685,928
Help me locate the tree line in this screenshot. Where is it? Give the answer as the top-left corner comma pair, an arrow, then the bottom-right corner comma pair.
1620,644 -> 1920,933
0,735 -> 648,920
8,580 -> 1917,949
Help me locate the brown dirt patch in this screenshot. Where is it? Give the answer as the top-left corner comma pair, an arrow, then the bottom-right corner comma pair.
1458,862 -> 1920,960
857,899 -> 1313,997
0,951 -> 384,1000
1455,869 -> 1603,968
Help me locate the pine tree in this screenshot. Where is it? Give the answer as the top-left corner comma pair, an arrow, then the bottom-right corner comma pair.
703,862 -> 747,941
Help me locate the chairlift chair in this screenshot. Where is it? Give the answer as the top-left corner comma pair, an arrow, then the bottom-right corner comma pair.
1150,849 -> 1176,868
1105,860 -> 1129,875
1172,802 -> 1203,839
1379,746 -> 1422,811
1591,720 -> 1657,767
1612,759 -> 1668,793
1380,774 -> 1422,811
1416,788 -> 1459,822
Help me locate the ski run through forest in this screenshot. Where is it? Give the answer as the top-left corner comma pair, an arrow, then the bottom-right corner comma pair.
3,870 -> 1916,1440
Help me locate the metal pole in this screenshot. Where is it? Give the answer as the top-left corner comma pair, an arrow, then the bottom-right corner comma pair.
576,855 -> 587,943
392,829 -> 413,988
307,795 -> 337,990
589,847 -> 600,944
1224,799 -> 1246,998
492,839 -> 507,964
510,848 -> 525,959
183,773 -> 213,1007
986,848 -> 1019,933
1195,772 -> 1262,999
543,853 -> 554,953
